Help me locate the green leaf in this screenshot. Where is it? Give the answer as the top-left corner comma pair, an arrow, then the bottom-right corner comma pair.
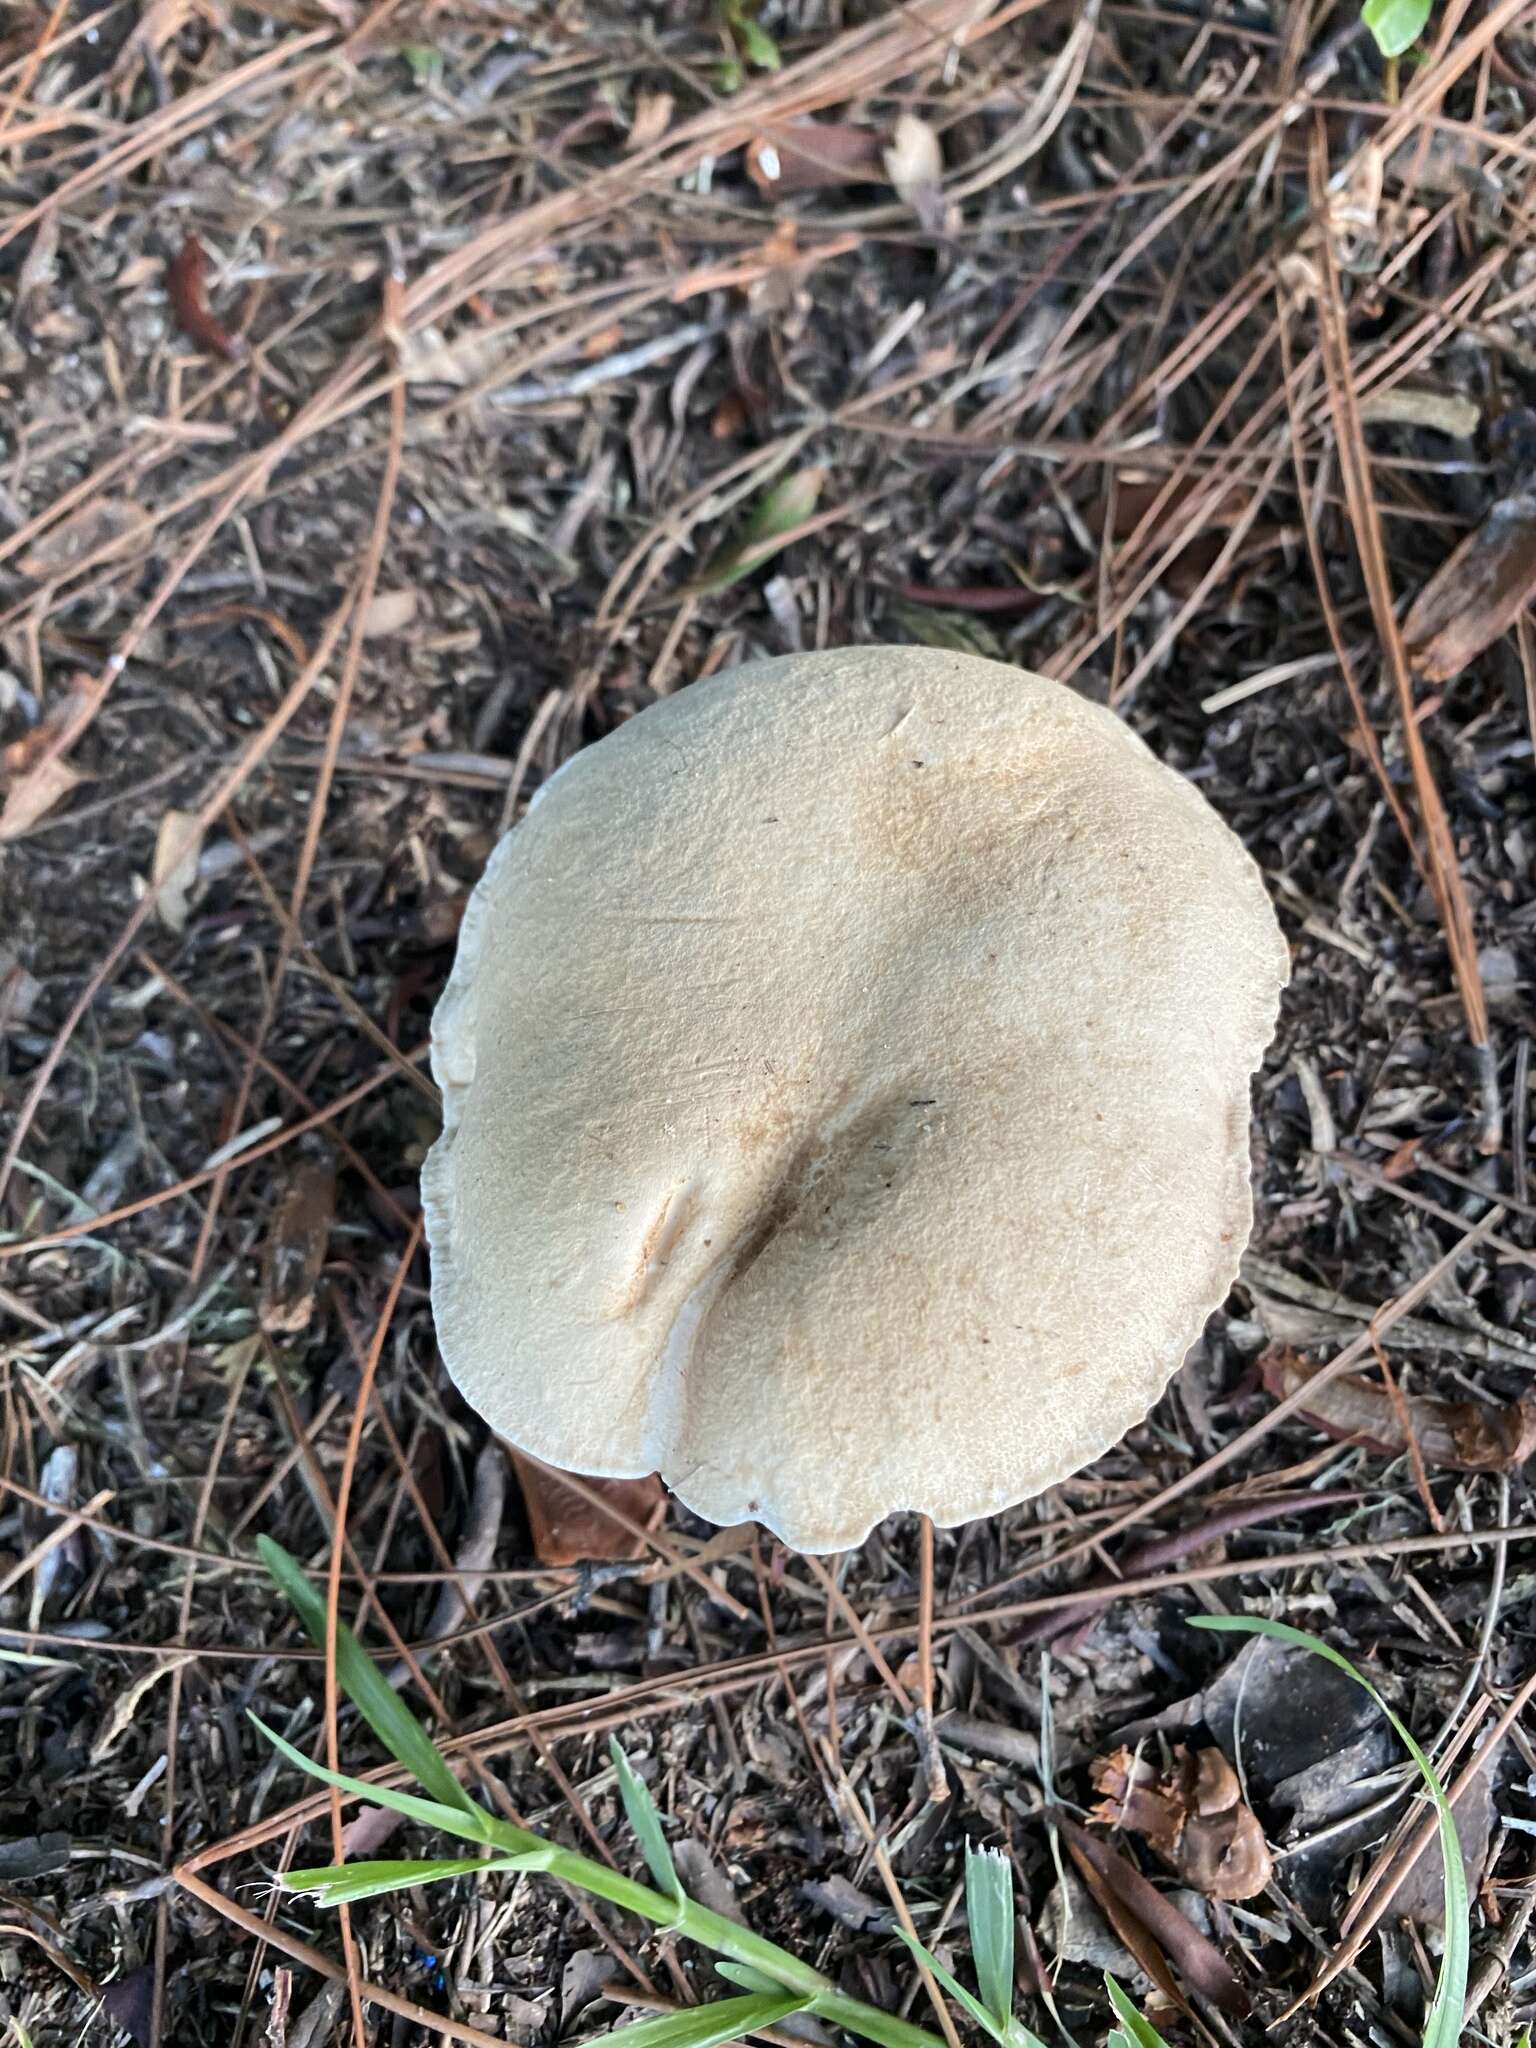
400,42 -> 444,85
256,1536 -> 487,1824
718,0 -> 780,72
1189,1617 -> 1467,2048
964,1845 -> 1015,2032
250,1714 -> 495,1846
601,1992 -> 809,2048
285,1854 -> 535,1907
886,601 -> 1006,662
1361,0 -> 1433,57
1103,1978 -> 1172,2048
734,16 -> 780,69
693,468 -> 825,592
611,1741 -> 684,1908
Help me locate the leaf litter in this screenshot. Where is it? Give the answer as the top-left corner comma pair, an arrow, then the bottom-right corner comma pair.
3,3 -> 1535,2043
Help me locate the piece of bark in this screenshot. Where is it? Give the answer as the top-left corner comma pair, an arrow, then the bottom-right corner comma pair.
1402,489 -> 1536,681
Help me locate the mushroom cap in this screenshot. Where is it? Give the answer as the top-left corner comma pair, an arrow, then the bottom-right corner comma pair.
424,648 -> 1288,1553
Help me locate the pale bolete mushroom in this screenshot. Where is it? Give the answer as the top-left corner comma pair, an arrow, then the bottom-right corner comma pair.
424,647 -> 1287,1554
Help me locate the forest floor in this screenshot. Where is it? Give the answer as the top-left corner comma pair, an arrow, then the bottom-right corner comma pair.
2,2 -> 1536,2045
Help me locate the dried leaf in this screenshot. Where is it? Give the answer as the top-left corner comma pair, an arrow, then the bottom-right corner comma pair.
123,0 -> 197,59
0,1834 -> 70,1880
887,601 -> 1009,661
510,1450 -> 664,1566
693,467 -> 825,590
1056,1814 -> 1248,2016
0,753 -> 81,839
1090,1747 -> 1273,1902
16,206 -> 58,310
101,1963 -> 156,2048
150,807 -> 205,933
168,234 -> 243,360
745,122 -> 885,194
883,113 -> 944,227
0,954 -> 42,1029
359,588 -> 418,638
259,1159 -> 335,1334
1402,491 -> 1536,681
629,91 -> 675,150
1091,1750 -> 1186,1857
1261,1347 -> 1536,1472
412,1438 -> 507,1644
1062,1828 -> 1190,2020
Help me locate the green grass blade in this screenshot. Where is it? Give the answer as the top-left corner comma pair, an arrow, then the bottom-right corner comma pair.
1002,2025 -> 1051,2048
965,1845 -> 1015,2033
692,469 -> 824,591
250,1713 -> 492,1843
1103,1977 -> 1172,2048
1190,1616 -> 1468,2046
611,1741 -> 684,1907
897,1931 -> 1009,2047
597,1992 -> 809,2048
285,1854 -> 539,1906
257,1535 -> 483,1821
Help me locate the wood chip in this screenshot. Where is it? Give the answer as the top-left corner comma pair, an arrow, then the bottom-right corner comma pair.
359,588 -> 418,637
882,113 -> 944,227
1403,489 -> 1536,681
0,753 -> 82,839
150,807 -> 205,932
746,121 -> 885,194
258,1159 -> 335,1334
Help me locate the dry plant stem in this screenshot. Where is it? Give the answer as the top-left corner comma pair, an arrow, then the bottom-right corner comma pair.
0,588 -> 358,1208
1308,119 -> 1496,1152
322,1216 -> 425,2044
166,1525 -> 1534,1876
173,1867 -> 530,2048
1274,300 -> 1427,887
0,0 -> 72,158
0,1042 -> 425,1258
153,1337 -> 255,2048
1290,1665 -> 1536,2014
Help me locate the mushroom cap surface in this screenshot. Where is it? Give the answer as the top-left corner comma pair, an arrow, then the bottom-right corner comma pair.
424,647 -> 1288,1553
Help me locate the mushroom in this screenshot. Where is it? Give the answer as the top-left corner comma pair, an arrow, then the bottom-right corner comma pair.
424,647 -> 1287,1554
